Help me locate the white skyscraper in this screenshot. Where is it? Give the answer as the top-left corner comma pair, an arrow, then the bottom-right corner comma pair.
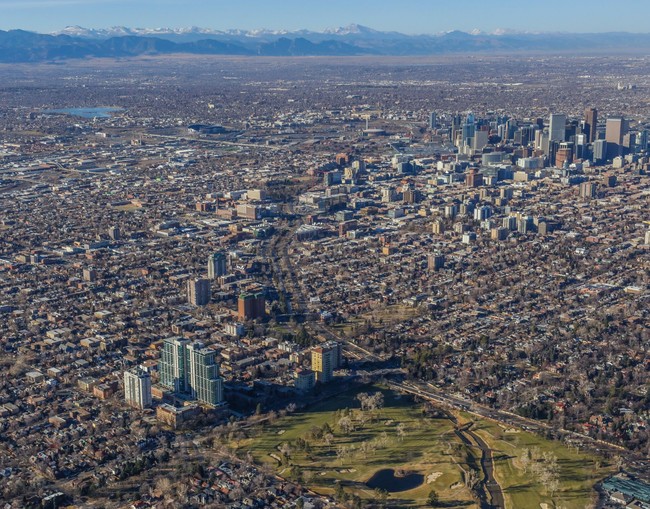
124,367 -> 152,409
549,114 -> 567,142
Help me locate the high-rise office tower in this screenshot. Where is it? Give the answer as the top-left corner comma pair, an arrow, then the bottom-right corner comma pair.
538,130 -> 549,153
518,125 -> 536,146
472,130 -> 489,151
159,337 -> 224,406
549,114 -> 567,142
605,116 -> 627,145
504,118 -> 517,141
548,140 -> 560,166
451,114 -> 462,144
593,139 -> 607,163
555,143 -> 574,168
207,252 -> 227,279
584,108 -> 598,144
462,112 -> 476,145
574,134 -> 587,160
429,111 -> 437,130
187,278 -> 210,306
124,367 -> 152,409
605,116 -> 628,159
637,130 -> 649,152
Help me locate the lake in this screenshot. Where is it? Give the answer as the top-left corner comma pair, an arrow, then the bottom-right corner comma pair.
43,107 -> 123,119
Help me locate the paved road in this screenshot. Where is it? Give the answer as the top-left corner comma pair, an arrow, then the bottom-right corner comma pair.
266,221 -> 649,482
389,381 -> 647,472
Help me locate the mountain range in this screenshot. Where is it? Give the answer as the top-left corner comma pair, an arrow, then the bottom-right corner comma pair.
1,24 -> 650,63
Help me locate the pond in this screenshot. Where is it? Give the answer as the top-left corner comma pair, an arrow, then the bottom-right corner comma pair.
366,468 -> 424,493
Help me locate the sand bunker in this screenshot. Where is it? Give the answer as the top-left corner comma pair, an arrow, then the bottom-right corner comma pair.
427,472 -> 443,484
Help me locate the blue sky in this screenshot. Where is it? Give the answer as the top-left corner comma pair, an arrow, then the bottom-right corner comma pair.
1,0 -> 649,34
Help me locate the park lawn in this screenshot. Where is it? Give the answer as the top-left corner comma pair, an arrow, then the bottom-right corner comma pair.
361,305 -> 423,325
241,386 -> 479,508
113,204 -> 143,212
332,317 -> 365,338
332,306 -> 423,338
468,418 -> 614,509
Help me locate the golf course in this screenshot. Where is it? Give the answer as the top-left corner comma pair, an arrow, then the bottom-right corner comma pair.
239,385 -> 612,508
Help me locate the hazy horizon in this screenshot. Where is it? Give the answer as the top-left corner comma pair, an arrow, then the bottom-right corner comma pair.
1,0 -> 648,35
8,24 -> 650,37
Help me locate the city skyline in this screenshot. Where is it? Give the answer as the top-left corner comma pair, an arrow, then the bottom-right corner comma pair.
2,0 -> 650,35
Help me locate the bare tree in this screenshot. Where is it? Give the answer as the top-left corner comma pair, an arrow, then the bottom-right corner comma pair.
338,416 -> 353,435
396,422 -> 406,441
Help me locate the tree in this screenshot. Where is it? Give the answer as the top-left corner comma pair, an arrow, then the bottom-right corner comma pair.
290,465 -> 303,484
279,442 -> 292,458
374,488 -> 388,507
177,483 -> 189,504
396,422 -> 406,441
614,455 -> 624,472
372,392 -> 385,412
547,476 -> 560,499
427,489 -> 439,507
336,445 -> 346,466
338,416 -> 353,435
359,440 -> 371,459
154,477 -> 173,498
465,469 -> 479,490
323,432 -> 334,450
356,392 -> 370,411
335,482 -> 345,501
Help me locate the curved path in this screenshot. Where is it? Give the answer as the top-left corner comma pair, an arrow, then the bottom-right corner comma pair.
390,382 -> 505,508
465,427 -> 506,509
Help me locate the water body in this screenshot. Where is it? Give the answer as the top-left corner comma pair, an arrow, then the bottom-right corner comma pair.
366,469 -> 424,493
43,107 -> 123,118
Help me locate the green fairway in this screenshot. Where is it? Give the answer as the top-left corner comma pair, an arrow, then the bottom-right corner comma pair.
240,386 -> 610,508
468,418 -> 614,509
241,386 -> 479,508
